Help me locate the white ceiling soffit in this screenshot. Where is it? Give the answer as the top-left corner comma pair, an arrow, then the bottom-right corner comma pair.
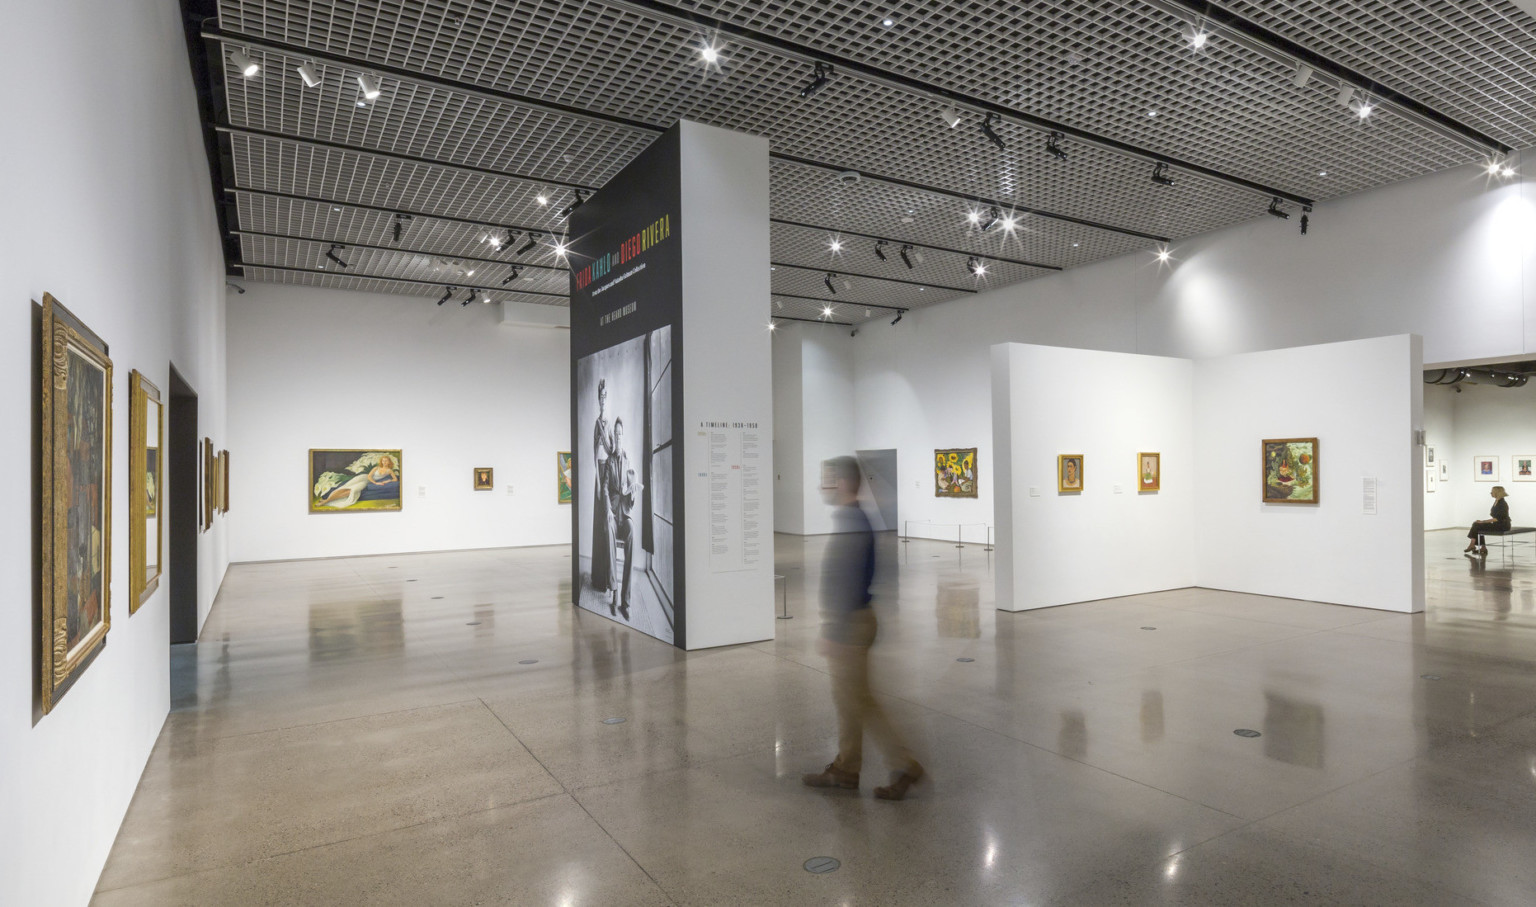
209,0 -> 1533,323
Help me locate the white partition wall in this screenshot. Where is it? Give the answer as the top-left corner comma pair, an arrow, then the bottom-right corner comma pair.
1194,335 -> 1425,612
993,344 -> 1196,611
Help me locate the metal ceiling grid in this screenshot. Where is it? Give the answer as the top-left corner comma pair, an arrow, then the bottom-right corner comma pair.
233,190 -> 574,269
241,264 -> 569,306
770,262 -> 963,311
238,233 -> 572,295
691,0 -> 1483,186
770,294 -> 878,325
1220,0 -> 1536,149
769,221 -> 1054,291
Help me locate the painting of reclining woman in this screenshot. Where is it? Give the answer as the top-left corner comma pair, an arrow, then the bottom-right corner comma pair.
310,449 -> 403,513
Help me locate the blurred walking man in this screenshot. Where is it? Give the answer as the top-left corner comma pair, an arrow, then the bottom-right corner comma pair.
802,456 -> 925,801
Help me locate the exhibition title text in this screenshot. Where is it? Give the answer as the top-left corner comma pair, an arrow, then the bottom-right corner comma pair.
573,213 -> 672,293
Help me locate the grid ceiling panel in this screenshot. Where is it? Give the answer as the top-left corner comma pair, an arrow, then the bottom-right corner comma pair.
1218,0 -> 1536,148
233,190 -> 574,270
770,222 -> 1056,289
241,265 -> 571,308
239,235 -> 571,297
771,263 -> 966,312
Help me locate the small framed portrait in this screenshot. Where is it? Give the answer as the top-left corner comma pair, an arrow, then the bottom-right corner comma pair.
1513,456 -> 1536,482
1057,454 -> 1084,493
1137,452 -> 1160,492
1474,455 -> 1500,482
1262,438 -> 1318,504
473,467 -> 494,490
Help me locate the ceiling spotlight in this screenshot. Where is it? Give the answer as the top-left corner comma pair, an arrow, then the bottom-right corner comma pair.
891,311 -> 903,326
979,112 -> 1006,151
501,228 -> 518,251
357,73 -> 382,100
698,36 -> 725,68
939,106 -> 962,129
297,61 -> 321,87
1487,159 -> 1504,175
874,240 -> 888,261
824,273 -> 838,295
822,304 -> 835,318
465,268 -> 476,277
1151,162 -> 1175,187
1292,63 -> 1314,88
438,286 -> 455,306
768,322 -> 777,331
462,289 -> 476,307
536,194 -> 549,206
967,256 -> 987,276
1156,247 -> 1171,263
500,267 -> 522,285
1266,197 -> 1290,219
230,48 -> 260,78
774,299 -> 784,310
980,205 -> 1001,232
799,62 -> 833,99
999,213 -> 1018,232
558,189 -> 587,220
486,232 -> 503,249
966,209 -> 982,226
881,16 -> 895,27
1300,204 -> 1312,235
899,244 -> 914,269
1190,30 -> 1208,49
552,234 -> 570,259
828,236 -> 843,254
1045,131 -> 1067,161
516,231 -> 540,256
1350,97 -> 1374,118
1336,84 -> 1356,108
1501,165 -> 1516,178
392,213 -> 411,242
325,243 -> 350,268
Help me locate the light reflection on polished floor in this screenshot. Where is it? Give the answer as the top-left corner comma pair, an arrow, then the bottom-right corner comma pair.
94,528 -> 1536,905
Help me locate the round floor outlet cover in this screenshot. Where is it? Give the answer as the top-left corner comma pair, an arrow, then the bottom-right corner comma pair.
803,857 -> 840,874
603,717 -> 627,725
518,659 -> 539,665
956,657 -> 975,663
1233,728 -> 1262,738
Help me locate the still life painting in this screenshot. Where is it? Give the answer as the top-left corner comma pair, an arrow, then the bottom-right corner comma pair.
1262,438 -> 1318,503
40,293 -> 113,714
558,451 -> 574,503
935,448 -> 978,497
1058,455 -> 1083,493
1138,452 -> 1160,492
310,449 -> 403,512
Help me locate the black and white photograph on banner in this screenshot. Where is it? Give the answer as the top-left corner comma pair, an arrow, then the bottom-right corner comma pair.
576,326 -> 675,642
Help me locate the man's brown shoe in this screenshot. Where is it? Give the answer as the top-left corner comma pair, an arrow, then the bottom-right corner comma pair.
801,762 -> 859,790
874,764 -> 925,801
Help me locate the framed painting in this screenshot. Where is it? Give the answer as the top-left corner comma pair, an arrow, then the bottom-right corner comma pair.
1439,461 -> 1449,482
1425,446 -> 1436,468
203,438 -> 216,529
474,466 -> 494,491
129,370 -> 163,613
1513,455 -> 1536,482
1474,455 -> 1499,482
40,293 -> 113,714
310,449 -> 403,512
1138,451 -> 1161,492
1057,454 -> 1084,493
557,451 -> 573,503
1425,466 -> 1436,493
220,450 -> 230,512
934,448 -> 978,498
1262,438 -> 1318,503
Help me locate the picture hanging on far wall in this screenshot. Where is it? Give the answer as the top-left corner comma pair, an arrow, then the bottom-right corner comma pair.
474,467 -> 494,491
1262,438 -> 1318,504
1058,454 -> 1084,493
1474,455 -> 1500,482
310,449 -> 404,512
220,450 -> 230,513
39,293 -> 113,714
1439,461 -> 1449,482
557,452 -> 574,503
1138,452 -> 1161,492
203,438 -> 216,530
129,370 -> 163,613
1513,455 -> 1536,482
1425,466 -> 1436,493
934,448 -> 978,498
1425,446 -> 1436,467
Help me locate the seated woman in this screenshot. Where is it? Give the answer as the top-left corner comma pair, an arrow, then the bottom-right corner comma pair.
1465,485 -> 1510,557
318,454 -> 401,508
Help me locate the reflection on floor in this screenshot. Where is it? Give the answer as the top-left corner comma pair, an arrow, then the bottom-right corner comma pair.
94,528 -> 1536,905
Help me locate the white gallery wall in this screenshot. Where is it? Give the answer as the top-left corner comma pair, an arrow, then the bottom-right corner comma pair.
1422,381 -> 1536,532
1193,335 -> 1424,612
227,282 -> 572,562
0,2 -> 229,905
993,344 -> 1196,610
771,324 -> 806,533
813,155 -> 1535,545
771,324 -> 858,535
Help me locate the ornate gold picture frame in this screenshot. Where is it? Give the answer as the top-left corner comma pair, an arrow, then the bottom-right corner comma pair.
203,437 -> 216,529
473,467 -> 494,491
129,370 -> 163,612
1057,454 -> 1084,493
40,293 -> 113,714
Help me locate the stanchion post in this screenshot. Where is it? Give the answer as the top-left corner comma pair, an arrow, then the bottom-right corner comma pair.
775,574 -> 792,620
901,519 -> 910,543
955,523 -> 965,549
985,525 -> 994,552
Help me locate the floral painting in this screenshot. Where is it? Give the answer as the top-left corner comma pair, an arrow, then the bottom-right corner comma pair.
310,449 -> 403,513
1262,438 -> 1318,504
935,448 -> 978,498
558,451 -> 574,504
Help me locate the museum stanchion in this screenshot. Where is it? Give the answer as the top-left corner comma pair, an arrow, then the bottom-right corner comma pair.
775,573 -> 791,620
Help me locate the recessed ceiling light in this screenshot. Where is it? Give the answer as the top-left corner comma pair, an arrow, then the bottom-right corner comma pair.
1147,109 -> 1159,118
1318,171 -> 1328,177
332,206 -> 342,212
701,45 -> 720,64
828,237 -> 843,253
1191,31 -> 1208,49
1157,247 -> 1171,262
1072,242 -> 1080,248
355,100 -> 367,108
536,194 -> 548,206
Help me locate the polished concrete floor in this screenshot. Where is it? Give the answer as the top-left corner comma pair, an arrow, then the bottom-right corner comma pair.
94,529 -> 1536,905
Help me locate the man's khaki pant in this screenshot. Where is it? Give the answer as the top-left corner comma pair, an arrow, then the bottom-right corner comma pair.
827,610 -> 918,776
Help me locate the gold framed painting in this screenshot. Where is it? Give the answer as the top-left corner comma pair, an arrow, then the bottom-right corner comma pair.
473,466 -> 494,490
129,370 -> 163,613
558,451 -> 573,503
40,293 -> 113,714
934,448 -> 978,498
1057,454 -> 1083,493
1262,438 -> 1319,503
220,450 -> 230,512
1137,451 -> 1160,492
310,449 -> 404,512
203,438 -> 216,529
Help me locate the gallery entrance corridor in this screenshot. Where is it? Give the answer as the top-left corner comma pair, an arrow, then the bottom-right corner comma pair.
93,535 -> 1535,905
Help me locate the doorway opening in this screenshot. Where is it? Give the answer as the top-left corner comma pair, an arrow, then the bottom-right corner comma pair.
167,365 -> 199,646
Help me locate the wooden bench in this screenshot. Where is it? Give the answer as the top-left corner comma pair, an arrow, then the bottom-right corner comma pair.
1480,527 -> 1535,566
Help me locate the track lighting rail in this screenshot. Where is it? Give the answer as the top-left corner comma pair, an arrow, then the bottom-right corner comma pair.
237,263 -> 569,299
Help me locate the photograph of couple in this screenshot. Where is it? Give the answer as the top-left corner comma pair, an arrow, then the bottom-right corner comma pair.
575,327 -> 676,643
